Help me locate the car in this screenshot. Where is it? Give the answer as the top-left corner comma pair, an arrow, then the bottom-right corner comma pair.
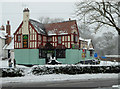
80,59 -> 100,65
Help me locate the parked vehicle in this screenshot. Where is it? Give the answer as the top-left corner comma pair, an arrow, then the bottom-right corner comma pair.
80,59 -> 100,65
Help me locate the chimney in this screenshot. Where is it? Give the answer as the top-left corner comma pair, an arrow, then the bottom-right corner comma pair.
69,18 -> 71,21
6,21 -> 11,35
6,20 -> 12,45
23,8 -> 29,34
0,25 -> 5,30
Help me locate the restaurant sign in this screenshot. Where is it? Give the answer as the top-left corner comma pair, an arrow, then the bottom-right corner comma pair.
23,35 -> 28,48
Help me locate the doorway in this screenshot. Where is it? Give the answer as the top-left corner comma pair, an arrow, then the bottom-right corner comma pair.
8,50 -> 10,58
46,53 -> 52,64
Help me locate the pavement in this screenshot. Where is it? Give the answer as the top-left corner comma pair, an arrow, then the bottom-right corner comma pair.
1,78 -> 119,89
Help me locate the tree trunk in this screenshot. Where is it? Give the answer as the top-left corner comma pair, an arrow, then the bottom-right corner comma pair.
118,31 -> 120,55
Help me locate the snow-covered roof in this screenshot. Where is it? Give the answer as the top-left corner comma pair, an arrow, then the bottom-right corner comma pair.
5,38 -> 14,50
0,30 -> 7,39
48,33 -> 57,36
89,48 -> 94,50
3,44 -> 8,49
48,30 -> 68,36
79,37 -> 91,46
60,33 -> 68,35
44,20 -> 77,35
29,19 -> 46,35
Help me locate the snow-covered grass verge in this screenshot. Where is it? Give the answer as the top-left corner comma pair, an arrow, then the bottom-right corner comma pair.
1,68 -> 25,77
1,73 -> 118,84
112,85 -> 120,89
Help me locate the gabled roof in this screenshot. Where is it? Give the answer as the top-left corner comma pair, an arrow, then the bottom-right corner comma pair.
4,38 -> 14,50
29,19 -> 47,35
44,20 -> 77,35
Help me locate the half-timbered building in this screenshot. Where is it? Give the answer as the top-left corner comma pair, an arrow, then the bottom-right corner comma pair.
14,8 -> 94,65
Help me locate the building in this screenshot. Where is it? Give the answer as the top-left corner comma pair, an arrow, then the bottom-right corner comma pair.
79,37 -> 94,57
5,38 -> 14,60
14,8 -> 94,65
0,21 -> 12,60
0,25 -> 6,59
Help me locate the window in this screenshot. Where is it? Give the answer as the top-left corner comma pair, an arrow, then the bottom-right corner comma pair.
58,36 -> 61,44
41,36 -> 43,44
48,37 -> 52,42
39,49 -> 55,58
73,32 -> 78,43
56,49 -> 66,58
17,34 -> 21,42
39,49 -> 46,58
90,50 -> 93,57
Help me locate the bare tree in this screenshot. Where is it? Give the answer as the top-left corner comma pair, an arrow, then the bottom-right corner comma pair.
93,32 -> 117,56
78,23 -> 93,39
75,0 -> 120,35
38,17 -> 64,24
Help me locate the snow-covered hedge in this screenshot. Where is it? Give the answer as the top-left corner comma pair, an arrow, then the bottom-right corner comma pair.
1,68 -> 25,77
32,65 -> 120,75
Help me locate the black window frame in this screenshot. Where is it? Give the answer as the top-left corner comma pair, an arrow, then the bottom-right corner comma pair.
56,49 -> 66,58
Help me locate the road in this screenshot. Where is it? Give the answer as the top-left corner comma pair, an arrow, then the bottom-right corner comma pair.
1,78 -> 119,89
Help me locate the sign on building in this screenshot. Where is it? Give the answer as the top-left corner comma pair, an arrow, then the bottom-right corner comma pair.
23,35 -> 28,48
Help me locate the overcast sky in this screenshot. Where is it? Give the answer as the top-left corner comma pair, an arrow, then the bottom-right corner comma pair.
0,0 -> 118,36
0,0 -> 78,35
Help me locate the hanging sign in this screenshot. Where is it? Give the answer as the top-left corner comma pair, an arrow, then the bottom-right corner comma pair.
82,53 -> 85,58
23,35 -> 28,48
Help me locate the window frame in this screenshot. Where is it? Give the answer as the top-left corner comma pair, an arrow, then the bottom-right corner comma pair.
56,49 -> 66,58
90,50 -> 93,57
58,36 -> 62,45
73,32 -> 78,43
47,36 -> 52,42
17,34 -> 21,43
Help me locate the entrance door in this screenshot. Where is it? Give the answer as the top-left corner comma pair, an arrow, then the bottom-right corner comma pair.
46,53 -> 52,64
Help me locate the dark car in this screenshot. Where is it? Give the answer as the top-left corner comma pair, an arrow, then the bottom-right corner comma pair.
48,60 -> 62,65
80,59 -> 100,65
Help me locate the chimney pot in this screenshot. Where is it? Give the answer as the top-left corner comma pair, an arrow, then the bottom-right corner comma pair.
69,18 -> 71,21
23,8 -> 29,12
7,21 -> 9,24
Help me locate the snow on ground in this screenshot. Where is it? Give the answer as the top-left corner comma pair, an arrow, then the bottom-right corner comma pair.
0,59 -> 119,68
0,59 -> 29,68
0,59 -> 119,85
1,73 -> 118,84
112,85 -> 120,89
